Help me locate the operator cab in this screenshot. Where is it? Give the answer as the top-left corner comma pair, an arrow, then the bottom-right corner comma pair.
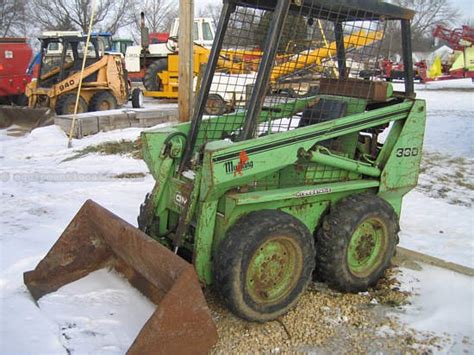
37,36 -> 102,88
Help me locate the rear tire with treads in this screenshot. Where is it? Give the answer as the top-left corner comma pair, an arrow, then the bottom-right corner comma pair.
88,91 -> 117,112
143,59 -> 167,91
315,194 -> 399,292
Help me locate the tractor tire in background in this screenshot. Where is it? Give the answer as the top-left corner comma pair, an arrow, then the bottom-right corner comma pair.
315,194 -> 399,292
214,210 -> 315,322
88,91 -> 118,112
55,94 -> 88,115
204,94 -> 227,115
143,59 -> 167,91
15,94 -> 29,106
131,88 -> 143,108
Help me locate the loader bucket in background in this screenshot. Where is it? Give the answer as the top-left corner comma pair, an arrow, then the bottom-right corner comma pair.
23,200 -> 218,354
0,105 -> 54,136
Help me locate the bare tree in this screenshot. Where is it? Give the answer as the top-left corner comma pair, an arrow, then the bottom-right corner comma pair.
142,0 -> 177,32
381,0 -> 460,55
398,0 -> 460,37
28,0 -> 135,34
199,3 -> 222,26
0,0 -> 27,37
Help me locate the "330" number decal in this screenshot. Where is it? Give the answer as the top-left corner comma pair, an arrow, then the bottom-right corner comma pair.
396,147 -> 419,157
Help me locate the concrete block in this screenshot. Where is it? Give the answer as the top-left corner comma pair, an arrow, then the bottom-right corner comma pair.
54,107 -> 178,138
97,113 -> 133,131
55,115 -> 99,138
138,115 -> 175,127
134,108 -> 178,120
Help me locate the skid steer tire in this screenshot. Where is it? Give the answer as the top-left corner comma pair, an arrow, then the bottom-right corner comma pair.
131,88 -> 143,108
214,210 -> 315,322
143,59 -> 167,91
55,94 -> 87,115
315,194 -> 399,292
88,91 -> 117,112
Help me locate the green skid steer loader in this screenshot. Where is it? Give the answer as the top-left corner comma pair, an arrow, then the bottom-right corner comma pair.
138,0 -> 424,321
24,0 -> 424,353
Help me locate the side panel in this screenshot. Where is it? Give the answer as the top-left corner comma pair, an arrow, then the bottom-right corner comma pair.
379,100 -> 426,198
202,101 -> 413,199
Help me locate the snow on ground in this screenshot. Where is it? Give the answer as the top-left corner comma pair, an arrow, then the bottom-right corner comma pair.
396,264 -> 473,353
0,125 -> 158,354
400,191 -> 474,268
419,90 -> 474,158
1,87 -> 473,353
394,82 -> 474,158
422,78 -> 474,91
416,152 -> 473,207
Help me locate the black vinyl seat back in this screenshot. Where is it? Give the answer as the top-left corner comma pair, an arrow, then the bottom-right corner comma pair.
299,99 -> 348,127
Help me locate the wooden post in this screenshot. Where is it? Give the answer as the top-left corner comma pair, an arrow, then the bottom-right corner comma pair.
178,0 -> 194,122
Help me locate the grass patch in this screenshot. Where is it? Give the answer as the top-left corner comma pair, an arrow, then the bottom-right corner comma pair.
458,180 -> 474,190
62,139 -> 142,162
114,172 -> 146,179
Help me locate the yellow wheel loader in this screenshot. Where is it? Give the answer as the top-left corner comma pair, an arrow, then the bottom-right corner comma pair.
0,35 -> 130,134
26,35 -> 129,115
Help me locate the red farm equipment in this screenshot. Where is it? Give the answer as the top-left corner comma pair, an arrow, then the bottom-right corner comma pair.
0,38 -> 33,105
379,58 -> 427,82
431,24 -> 474,79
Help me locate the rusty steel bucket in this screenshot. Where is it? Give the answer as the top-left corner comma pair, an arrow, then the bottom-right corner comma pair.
24,200 -> 217,354
0,105 -> 54,135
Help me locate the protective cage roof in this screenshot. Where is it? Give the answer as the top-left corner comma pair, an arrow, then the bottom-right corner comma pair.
230,0 -> 415,21
38,36 -> 100,42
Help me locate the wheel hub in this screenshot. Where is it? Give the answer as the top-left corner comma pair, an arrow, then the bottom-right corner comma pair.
246,237 -> 302,305
347,218 -> 386,277
355,232 -> 377,260
99,101 -> 110,110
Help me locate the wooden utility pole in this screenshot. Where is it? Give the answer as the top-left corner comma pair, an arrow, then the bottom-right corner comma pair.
178,0 -> 194,122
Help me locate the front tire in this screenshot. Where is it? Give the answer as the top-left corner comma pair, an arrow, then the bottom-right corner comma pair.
214,210 -> 315,322
55,94 -> 87,115
315,194 -> 399,292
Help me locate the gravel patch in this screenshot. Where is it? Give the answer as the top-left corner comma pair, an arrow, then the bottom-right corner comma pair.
208,267 -> 448,353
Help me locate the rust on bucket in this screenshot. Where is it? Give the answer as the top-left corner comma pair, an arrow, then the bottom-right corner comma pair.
24,199 -> 217,354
